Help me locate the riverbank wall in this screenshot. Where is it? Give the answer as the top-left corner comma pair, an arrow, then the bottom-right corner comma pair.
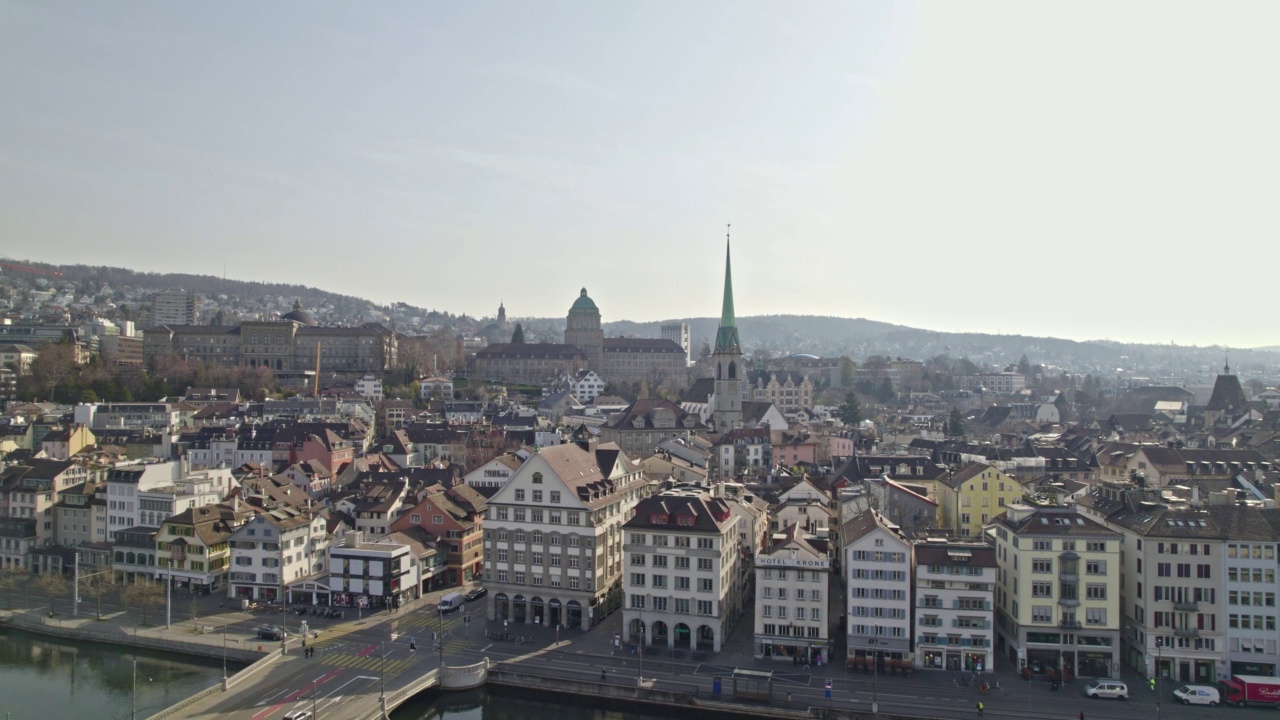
0,609 -> 264,664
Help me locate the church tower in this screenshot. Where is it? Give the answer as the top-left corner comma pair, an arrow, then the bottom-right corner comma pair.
564,288 -> 604,371
711,232 -> 744,434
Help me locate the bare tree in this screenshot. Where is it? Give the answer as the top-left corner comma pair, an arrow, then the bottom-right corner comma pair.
33,572 -> 69,616
124,581 -> 166,626
0,566 -> 26,610
81,572 -> 115,621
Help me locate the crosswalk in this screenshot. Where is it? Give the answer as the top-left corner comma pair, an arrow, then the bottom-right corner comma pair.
303,611 -> 470,678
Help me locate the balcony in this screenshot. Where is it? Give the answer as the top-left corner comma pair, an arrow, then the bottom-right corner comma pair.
951,619 -> 992,629
1057,597 -> 1081,608
1059,618 -> 1082,629
1174,627 -> 1200,639
952,600 -> 992,611
1173,600 -> 1199,612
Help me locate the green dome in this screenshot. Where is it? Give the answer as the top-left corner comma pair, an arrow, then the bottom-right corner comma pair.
570,288 -> 598,313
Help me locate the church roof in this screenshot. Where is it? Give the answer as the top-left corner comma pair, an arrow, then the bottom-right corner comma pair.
714,238 -> 740,353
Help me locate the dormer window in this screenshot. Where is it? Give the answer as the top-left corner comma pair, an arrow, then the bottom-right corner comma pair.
532,473 -> 543,484
650,514 -> 669,525
677,515 -> 695,526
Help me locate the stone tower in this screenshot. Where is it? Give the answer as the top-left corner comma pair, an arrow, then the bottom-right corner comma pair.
564,288 -> 603,371
711,237 -> 743,434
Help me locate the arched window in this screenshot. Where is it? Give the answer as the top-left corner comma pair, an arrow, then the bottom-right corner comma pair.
728,361 -> 737,379
114,551 -> 124,563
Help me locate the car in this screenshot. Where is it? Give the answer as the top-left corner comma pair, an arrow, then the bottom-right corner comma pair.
1173,685 -> 1220,706
1084,680 -> 1129,700
464,587 -> 487,602
282,711 -> 313,720
256,625 -> 287,641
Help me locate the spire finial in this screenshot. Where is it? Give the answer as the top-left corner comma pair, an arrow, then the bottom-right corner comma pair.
1224,354 -> 1231,375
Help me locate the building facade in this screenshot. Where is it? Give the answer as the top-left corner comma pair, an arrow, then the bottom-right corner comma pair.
660,322 -> 691,366
913,540 -> 997,672
753,524 -> 832,662
993,504 -> 1122,679
483,441 -> 647,630
622,490 -> 743,653
842,511 -> 912,666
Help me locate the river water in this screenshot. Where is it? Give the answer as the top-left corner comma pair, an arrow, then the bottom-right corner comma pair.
0,627 -> 232,720
0,627 -> 685,720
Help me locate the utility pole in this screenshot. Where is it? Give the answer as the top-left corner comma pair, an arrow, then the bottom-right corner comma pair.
637,606 -> 644,687
131,659 -> 137,720
72,551 -> 80,618
869,638 -> 879,715
380,640 -> 387,720
222,625 -> 228,683
165,564 -> 172,630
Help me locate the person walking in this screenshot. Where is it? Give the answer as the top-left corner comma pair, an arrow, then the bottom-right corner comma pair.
976,700 -> 984,717
601,668 -> 607,681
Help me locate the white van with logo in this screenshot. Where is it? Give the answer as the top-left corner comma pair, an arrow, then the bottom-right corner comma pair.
438,592 -> 465,614
1173,685 -> 1220,706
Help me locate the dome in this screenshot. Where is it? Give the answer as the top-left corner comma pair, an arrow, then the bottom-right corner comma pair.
281,299 -> 317,326
569,288 -> 598,313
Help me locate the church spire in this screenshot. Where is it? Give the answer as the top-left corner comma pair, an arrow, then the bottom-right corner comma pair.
715,225 -> 741,353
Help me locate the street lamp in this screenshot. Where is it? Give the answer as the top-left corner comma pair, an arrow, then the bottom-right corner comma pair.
869,638 -> 879,715
1155,638 -> 1163,720
379,640 -> 387,720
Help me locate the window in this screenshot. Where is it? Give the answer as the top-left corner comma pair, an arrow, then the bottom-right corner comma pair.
698,578 -> 712,592
532,473 -> 543,484
698,600 -> 713,615
432,515 -> 444,525
1032,559 -> 1052,573
532,490 -> 543,503
676,577 -> 690,590
1086,608 -> 1107,625
410,514 -> 421,525
1031,606 -> 1052,623
550,491 -> 561,503
514,509 -> 526,522
675,598 -> 690,613
697,558 -> 712,571
1033,540 -> 1052,551
515,489 -> 525,502
631,553 -> 646,566
1086,560 -> 1105,574
1086,584 -> 1107,600
631,573 -> 646,587
630,594 -> 646,609
675,557 -> 689,569
652,575 -> 667,589
1032,582 -> 1053,598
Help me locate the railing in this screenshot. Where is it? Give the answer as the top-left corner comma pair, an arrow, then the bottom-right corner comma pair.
951,600 -> 991,610
1058,619 -> 1082,629
950,620 -> 991,629
1174,627 -> 1200,639
1173,600 -> 1199,612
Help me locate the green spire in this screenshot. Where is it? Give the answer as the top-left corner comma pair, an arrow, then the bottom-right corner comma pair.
715,230 -> 741,353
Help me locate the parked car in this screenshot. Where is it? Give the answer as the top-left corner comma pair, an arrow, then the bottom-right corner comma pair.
1084,680 -> 1129,700
465,587 -> 487,602
1173,685 -> 1220,706
282,711 -> 313,720
256,625 -> 287,641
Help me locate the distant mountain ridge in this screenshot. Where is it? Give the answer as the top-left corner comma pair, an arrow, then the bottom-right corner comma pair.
14,261 -> 1279,376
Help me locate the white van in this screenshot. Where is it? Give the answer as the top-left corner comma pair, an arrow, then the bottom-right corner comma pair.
438,592 -> 465,614
1173,685 -> 1220,706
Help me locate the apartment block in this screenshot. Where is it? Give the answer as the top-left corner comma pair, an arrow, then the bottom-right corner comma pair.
754,524 -> 832,663
842,511 -> 912,666
913,540 -> 997,672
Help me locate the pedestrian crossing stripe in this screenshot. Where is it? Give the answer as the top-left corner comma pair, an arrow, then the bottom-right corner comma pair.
318,654 -> 415,676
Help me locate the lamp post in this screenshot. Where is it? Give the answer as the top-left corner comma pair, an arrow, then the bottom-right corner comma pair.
131,658 -> 137,720
379,640 -> 387,720
637,606 -> 645,688
72,551 -> 80,618
222,625 -> 228,683
869,638 -> 879,715
165,563 -> 172,630
1155,638 -> 1163,720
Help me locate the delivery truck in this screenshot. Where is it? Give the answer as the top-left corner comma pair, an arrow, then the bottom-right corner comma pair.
1220,675 -> 1280,708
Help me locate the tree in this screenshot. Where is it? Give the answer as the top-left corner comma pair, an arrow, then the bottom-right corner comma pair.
510,323 -> 525,344
875,377 -> 896,404
81,572 -> 115,621
0,566 -> 26,610
839,357 -> 856,388
123,581 -> 166,626
33,572 -> 69,616
838,392 -> 863,426
1017,354 -> 1032,377
947,408 -> 966,437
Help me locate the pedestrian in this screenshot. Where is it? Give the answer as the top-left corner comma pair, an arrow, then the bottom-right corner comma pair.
976,700 -> 984,717
601,668 -> 607,681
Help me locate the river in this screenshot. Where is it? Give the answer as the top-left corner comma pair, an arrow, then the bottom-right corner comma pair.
0,627 -> 689,720
0,627 -> 233,720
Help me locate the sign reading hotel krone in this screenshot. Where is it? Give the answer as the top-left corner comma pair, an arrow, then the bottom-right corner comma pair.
756,557 -> 830,570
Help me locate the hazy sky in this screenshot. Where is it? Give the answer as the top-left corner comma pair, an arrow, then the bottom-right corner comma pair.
2,2 -> 1277,347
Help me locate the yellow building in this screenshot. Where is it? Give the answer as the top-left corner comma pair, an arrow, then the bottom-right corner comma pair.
935,462 -> 1025,538
992,503 -> 1122,679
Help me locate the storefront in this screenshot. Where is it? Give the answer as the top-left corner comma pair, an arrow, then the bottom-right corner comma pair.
758,638 -> 832,665
1232,661 -> 1275,677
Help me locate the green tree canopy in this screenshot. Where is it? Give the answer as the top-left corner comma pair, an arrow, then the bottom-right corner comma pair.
838,391 -> 863,426
511,323 -> 525,344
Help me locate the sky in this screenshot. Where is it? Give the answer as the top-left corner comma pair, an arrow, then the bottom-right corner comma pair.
1,1 -> 1277,348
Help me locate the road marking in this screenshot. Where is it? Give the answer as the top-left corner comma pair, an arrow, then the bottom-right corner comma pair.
250,668 -> 344,720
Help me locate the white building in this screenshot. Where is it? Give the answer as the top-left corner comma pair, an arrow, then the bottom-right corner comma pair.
354,375 -> 384,403
463,453 -> 525,493
151,289 -> 197,326
912,540 -> 998,672
842,511 -> 913,666
570,370 -> 606,404
623,489 -> 743,652
227,505 -> 330,602
327,531 -> 420,611
105,460 -> 183,539
660,323 -> 691,366
754,524 -> 833,663
138,470 -> 235,528
419,376 -> 454,401
483,441 -> 647,630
